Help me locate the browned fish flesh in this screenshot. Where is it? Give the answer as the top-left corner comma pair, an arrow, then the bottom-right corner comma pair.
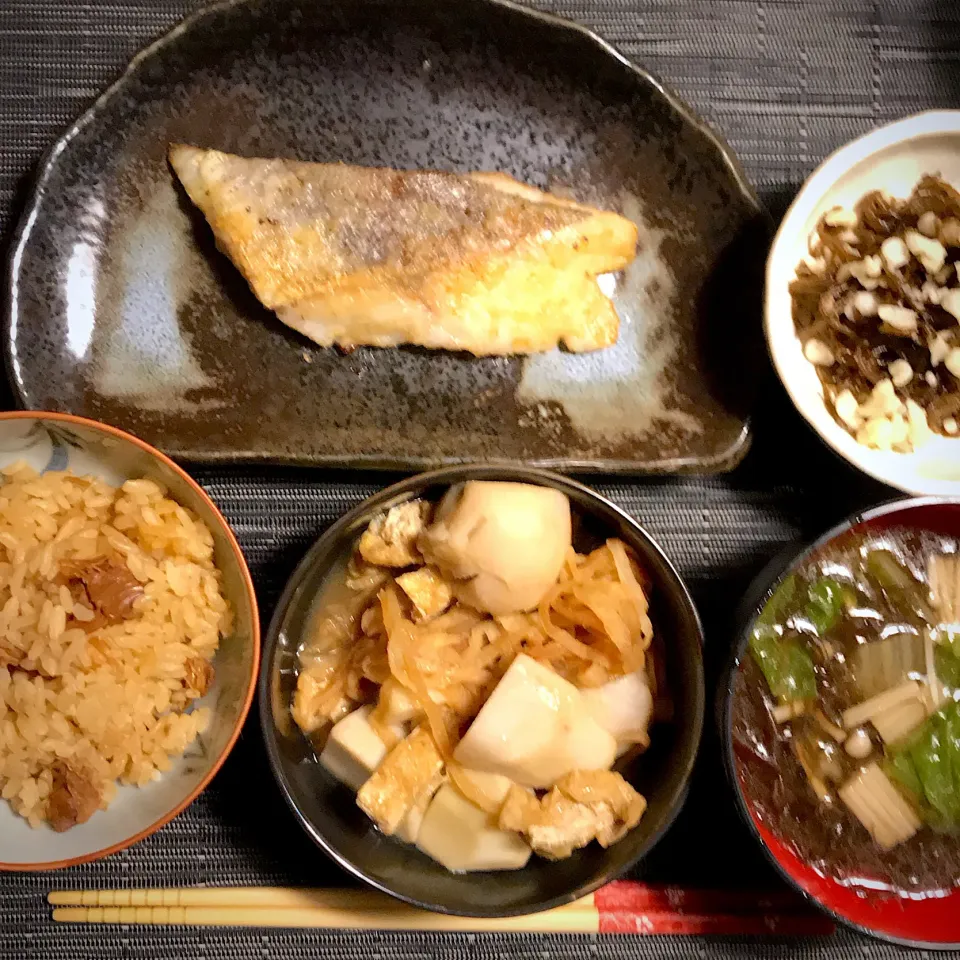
169,145 -> 637,354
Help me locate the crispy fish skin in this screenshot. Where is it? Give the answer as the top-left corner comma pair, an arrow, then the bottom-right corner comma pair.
169,144 -> 636,355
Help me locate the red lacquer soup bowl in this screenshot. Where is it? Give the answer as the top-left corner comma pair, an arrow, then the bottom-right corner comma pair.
721,497 -> 960,948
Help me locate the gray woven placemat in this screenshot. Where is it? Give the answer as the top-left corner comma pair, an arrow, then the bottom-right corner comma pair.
1,0 -> 959,957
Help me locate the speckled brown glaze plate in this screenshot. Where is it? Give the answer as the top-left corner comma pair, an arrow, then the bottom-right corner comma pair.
6,0 -> 766,472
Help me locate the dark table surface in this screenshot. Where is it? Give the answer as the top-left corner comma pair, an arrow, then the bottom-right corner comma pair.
1,0 -> 959,958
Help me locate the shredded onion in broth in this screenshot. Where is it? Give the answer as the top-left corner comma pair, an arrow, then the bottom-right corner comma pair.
295,537 -> 654,758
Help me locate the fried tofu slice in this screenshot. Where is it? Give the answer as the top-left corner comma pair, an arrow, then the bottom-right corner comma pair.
394,777 -> 442,845
358,502 -> 430,568
528,789 -> 614,860
292,662 -> 349,734
395,567 -> 454,621
357,726 -> 445,835
498,783 -> 543,834
555,769 -> 647,846
497,770 -> 646,860
370,679 -> 423,729
499,783 -> 606,859
169,145 -> 637,355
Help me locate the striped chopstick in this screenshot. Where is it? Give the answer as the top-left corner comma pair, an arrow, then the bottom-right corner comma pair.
48,882 -> 834,935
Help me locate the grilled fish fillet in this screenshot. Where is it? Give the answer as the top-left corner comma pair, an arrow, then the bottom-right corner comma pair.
169,145 -> 637,354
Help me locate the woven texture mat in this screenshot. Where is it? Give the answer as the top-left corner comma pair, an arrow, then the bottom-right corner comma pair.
2,0 -> 960,957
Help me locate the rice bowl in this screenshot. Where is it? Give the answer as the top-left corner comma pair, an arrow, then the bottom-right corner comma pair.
0,464 -> 231,830
0,412 -> 258,869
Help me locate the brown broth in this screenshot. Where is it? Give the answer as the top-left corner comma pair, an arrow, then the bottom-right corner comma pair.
732,527 -> 960,896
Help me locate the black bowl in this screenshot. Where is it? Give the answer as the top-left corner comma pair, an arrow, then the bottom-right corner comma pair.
260,464 -> 705,917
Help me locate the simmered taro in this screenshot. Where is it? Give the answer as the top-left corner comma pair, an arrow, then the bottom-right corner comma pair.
791,175 -> 960,451
291,482 -> 663,873
732,527 -> 960,895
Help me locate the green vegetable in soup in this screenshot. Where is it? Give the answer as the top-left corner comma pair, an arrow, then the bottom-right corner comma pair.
864,549 -> 934,622
866,549 -> 915,593
803,577 -> 846,635
941,627 -> 960,661
756,573 -> 848,635
757,574 -> 798,627
887,750 -> 924,801
911,729 -> 957,825
935,644 -> 960,691
888,700 -> 960,829
749,625 -> 817,703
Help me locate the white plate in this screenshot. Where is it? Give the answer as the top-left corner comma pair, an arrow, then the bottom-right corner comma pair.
766,111 -> 960,496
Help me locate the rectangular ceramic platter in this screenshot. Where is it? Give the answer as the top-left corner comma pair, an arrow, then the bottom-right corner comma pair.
7,0 -> 759,471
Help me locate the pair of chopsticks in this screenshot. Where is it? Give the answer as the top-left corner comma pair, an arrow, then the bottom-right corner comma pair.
49,881 -> 834,935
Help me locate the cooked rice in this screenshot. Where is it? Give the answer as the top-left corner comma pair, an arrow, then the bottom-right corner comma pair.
0,462 -> 232,829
